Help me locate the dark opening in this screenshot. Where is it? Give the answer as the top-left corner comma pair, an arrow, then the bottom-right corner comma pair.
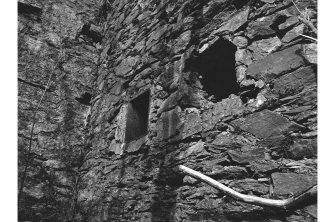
75,92 -> 92,105
124,90 -> 150,143
196,38 -> 239,101
239,85 -> 261,103
18,2 -> 42,15
80,24 -> 103,43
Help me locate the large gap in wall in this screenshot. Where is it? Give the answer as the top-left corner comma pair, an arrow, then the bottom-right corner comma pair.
124,90 -> 150,143
75,92 -> 92,105
196,38 -> 239,101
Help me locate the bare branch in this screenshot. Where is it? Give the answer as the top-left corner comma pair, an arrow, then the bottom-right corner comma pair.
292,0 -> 318,35
298,16 -> 318,35
178,165 -> 317,210
299,34 -> 317,42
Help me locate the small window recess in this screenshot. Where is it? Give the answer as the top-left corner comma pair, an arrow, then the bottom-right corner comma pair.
124,90 -> 151,143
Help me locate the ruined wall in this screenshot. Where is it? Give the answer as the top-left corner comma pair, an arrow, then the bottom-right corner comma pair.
18,0 -> 317,221
18,0 -> 102,220
79,0 -> 317,221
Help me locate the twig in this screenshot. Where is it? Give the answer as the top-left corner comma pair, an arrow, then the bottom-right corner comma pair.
298,16 -> 318,35
292,0 -> 318,35
292,0 -> 303,15
178,165 -> 317,210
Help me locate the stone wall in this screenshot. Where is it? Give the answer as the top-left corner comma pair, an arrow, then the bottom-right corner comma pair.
18,0 -> 317,221
18,0 -> 101,220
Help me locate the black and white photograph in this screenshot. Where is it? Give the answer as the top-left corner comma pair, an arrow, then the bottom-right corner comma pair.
7,0 -> 330,221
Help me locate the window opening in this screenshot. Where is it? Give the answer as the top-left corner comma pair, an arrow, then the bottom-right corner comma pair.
124,90 -> 150,143
196,38 -> 239,101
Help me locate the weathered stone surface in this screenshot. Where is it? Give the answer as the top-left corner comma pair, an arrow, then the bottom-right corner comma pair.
281,24 -> 304,43
271,173 -> 317,197
231,109 -> 303,139
272,66 -> 316,97
19,0 -> 318,221
173,30 -> 192,53
157,107 -> 181,141
182,108 -> 202,139
247,36 -> 282,61
246,14 -> 277,39
278,16 -> 299,30
178,141 -> 206,160
115,56 -> 140,77
230,179 -> 269,195
232,36 -> 248,48
287,138 -> 317,160
236,65 -> 247,82
213,8 -> 250,34
228,148 -> 265,164
302,43 -> 317,64
246,44 -> 305,81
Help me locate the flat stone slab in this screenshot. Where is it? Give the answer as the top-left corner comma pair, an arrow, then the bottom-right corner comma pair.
231,109 -> 303,139
271,172 -> 316,197
246,44 -> 305,81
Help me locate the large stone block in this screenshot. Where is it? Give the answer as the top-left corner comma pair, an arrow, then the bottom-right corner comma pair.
271,173 -> 316,197
231,109 -> 304,139
246,44 -> 305,81
156,107 -> 181,141
272,66 -> 316,97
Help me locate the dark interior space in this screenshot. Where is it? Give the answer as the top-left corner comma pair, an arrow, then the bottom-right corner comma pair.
124,90 -> 150,142
75,92 -> 92,105
80,24 -> 103,43
18,2 -> 42,15
196,38 -> 239,101
239,85 -> 261,103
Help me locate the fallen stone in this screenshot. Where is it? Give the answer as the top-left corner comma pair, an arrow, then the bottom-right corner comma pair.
271,172 -> 316,197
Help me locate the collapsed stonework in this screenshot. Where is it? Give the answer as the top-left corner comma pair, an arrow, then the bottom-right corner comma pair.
18,0 -> 317,221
